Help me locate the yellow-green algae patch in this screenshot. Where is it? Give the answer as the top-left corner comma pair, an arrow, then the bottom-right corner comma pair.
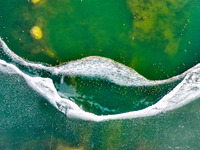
31,0 -> 41,4
1,0 -> 198,80
127,0 -> 190,55
30,26 -> 43,40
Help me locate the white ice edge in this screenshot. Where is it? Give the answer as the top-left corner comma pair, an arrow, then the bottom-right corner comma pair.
0,39 -> 191,86
0,39 -> 200,121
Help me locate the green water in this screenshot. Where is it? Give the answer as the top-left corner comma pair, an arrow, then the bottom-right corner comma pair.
0,0 -> 200,79
1,0 -> 200,149
54,76 -> 181,115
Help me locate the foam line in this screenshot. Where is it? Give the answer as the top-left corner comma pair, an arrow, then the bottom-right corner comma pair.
0,39 -> 200,121
0,39 -> 187,86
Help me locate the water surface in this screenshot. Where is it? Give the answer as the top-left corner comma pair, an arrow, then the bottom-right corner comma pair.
0,0 -> 200,79
1,0 -> 200,149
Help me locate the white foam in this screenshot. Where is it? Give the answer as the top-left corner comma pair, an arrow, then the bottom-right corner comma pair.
0,39 -> 200,121
0,39 -> 186,86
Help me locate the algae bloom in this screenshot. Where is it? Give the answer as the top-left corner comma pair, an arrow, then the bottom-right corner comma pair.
30,26 -> 43,40
31,0 -> 40,4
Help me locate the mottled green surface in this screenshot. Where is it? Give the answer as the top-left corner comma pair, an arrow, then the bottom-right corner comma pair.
0,0 -> 200,79
1,1 -> 200,149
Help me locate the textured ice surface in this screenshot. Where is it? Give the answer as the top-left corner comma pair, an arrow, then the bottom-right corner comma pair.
0,39 -> 200,121
1,60 -> 200,149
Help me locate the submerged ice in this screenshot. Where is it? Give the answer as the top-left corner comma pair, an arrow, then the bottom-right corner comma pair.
0,39 -> 200,121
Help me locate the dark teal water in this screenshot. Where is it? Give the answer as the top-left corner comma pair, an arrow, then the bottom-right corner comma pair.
54,76 -> 181,115
1,70 -> 200,149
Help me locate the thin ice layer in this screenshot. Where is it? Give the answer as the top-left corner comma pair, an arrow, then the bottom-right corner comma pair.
0,39 -> 200,121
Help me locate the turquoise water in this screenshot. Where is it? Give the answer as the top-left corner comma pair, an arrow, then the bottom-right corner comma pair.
0,68 -> 200,149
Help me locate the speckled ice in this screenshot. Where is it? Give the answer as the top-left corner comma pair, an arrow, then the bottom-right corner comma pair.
0,39 -> 200,121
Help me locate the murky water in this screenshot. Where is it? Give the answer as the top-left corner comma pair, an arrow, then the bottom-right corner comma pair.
1,0 -> 200,149
0,0 -> 200,79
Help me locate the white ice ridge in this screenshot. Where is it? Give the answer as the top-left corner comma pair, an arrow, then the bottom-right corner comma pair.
0,39 -> 200,121
0,39 -> 190,86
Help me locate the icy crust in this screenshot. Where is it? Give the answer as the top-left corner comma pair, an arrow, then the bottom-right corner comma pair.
0,39 -> 185,86
0,39 -> 200,121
